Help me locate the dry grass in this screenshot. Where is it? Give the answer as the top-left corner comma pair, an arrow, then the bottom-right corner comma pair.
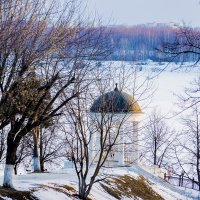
0,184 -> 78,200
38,183 -> 92,200
0,187 -> 38,200
0,183 -> 92,200
62,184 -> 76,193
101,175 -> 164,200
0,176 -> 162,200
35,183 -> 74,198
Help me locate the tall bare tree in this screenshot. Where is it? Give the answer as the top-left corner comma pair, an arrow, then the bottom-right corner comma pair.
62,86 -> 127,199
141,110 -> 175,168
0,0 -> 108,188
39,122 -> 65,172
14,134 -> 32,175
172,106 -> 200,190
61,63 -> 153,199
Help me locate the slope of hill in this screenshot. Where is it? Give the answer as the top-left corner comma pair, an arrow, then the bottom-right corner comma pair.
0,165 -> 199,200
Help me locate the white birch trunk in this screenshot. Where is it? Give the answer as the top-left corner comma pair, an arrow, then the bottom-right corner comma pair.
33,157 -> 41,172
3,164 -> 14,188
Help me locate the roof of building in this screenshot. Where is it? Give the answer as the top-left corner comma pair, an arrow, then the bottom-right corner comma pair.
90,84 -> 142,113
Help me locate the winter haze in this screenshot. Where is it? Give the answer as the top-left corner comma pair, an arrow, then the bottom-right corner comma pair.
86,0 -> 200,26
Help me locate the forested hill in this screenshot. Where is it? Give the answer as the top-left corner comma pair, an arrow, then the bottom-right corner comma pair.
102,24 -> 199,62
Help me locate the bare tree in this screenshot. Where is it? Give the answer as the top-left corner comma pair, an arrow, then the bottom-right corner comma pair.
14,135 -> 32,175
160,26 -> 200,63
13,122 -> 64,174
141,110 -> 175,168
62,86 -> 126,199
158,18 -> 200,189
39,123 -> 65,172
0,0 -> 108,188
60,62 -> 153,199
172,106 -> 200,190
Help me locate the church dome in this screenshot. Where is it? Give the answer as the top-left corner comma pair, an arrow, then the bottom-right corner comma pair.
90,84 -> 142,113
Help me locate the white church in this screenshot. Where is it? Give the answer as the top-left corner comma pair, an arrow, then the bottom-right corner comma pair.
89,84 -> 143,167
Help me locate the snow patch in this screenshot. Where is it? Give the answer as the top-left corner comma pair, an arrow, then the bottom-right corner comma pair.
34,188 -> 71,200
0,196 -> 12,200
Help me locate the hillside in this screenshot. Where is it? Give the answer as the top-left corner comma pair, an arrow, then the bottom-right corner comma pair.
0,165 -> 199,200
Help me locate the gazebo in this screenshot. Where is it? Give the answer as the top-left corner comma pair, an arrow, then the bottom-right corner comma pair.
89,84 -> 143,166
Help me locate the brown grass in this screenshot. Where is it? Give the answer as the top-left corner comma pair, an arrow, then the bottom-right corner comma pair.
101,175 -> 164,200
0,187 -> 38,200
0,176 -> 161,200
62,184 -> 76,193
38,184 -> 93,200
36,184 -> 73,197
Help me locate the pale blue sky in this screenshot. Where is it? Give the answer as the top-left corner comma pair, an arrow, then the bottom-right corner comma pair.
86,0 -> 200,26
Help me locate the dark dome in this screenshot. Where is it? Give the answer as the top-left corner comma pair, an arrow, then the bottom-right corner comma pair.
90,84 -> 142,113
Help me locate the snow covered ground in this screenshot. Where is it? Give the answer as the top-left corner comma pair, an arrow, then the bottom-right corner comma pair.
0,165 -> 199,200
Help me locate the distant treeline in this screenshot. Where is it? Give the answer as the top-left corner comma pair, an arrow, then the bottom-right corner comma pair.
101,24 -> 199,62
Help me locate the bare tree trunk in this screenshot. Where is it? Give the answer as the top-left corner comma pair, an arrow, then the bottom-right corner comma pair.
78,184 -> 87,199
154,137 -> 157,165
197,160 -> 200,191
196,119 -> 200,191
3,137 -> 18,188
40,161 -> 44,172
14,165 -> 17,175
33,127 -> 41,172
39,126 -> 45,172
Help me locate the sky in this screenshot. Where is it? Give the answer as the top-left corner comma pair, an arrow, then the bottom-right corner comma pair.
86,0 -> 200,27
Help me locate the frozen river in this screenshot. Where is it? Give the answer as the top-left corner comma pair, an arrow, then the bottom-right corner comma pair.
150,71 -> 197,114
148,71 -> 197,129
109,61 -> 199,129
